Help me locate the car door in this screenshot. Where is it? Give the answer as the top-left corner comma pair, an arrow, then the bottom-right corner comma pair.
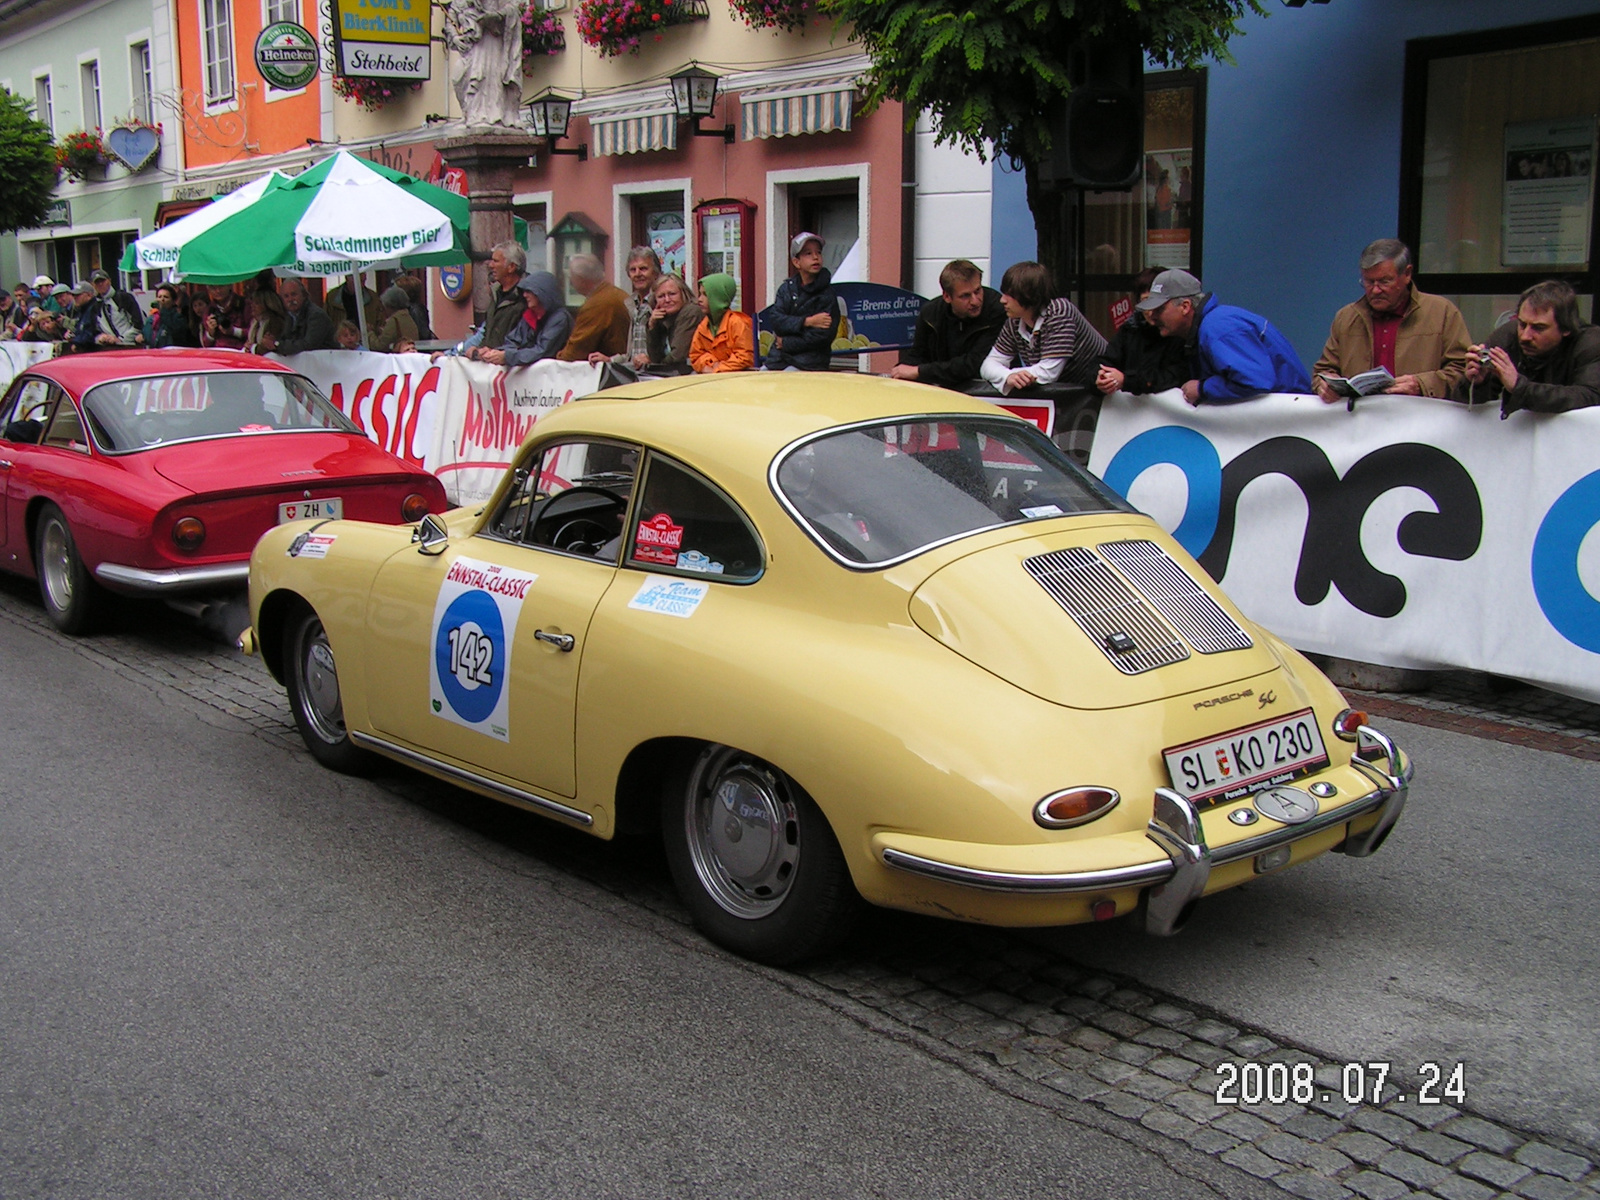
364,438 -> 639,799
0,377 -> 59,562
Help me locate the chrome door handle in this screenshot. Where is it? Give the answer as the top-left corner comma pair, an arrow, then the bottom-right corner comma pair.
0,460 -> 12,469
534,629 -> 575,652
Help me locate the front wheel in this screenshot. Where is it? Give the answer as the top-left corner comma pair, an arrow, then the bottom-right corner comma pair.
283,604 -> 373,774
662,745 -> 859,966
35,503 -> 101,635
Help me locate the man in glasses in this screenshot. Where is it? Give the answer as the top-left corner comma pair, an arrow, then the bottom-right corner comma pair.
1313,238 -> 1470,401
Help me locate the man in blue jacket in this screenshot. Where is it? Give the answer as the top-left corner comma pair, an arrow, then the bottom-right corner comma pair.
1137,269 -> 1311,404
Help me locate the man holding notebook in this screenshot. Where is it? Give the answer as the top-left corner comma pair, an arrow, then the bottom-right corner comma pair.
1313,238 -> 1470,402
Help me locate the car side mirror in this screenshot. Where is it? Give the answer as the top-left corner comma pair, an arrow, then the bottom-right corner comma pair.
413,512 -> 449,556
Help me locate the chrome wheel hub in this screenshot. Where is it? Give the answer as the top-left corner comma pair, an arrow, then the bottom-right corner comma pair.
686,755 -> 800,919
40,521 -> 72,611
298,624 -> 345,744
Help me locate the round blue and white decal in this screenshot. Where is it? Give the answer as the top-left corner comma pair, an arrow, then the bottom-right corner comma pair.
429,556 -> 538,740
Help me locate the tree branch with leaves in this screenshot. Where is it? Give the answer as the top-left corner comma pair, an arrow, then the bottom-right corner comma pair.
0,89 -> 60,234
821,0 -> 1266,284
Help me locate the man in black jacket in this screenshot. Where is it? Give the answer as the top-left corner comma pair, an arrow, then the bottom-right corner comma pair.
1458,279 -> 1600,416
891,260 -> 1005,389
1095,266 -> 1196,396
275,279 -> 338,353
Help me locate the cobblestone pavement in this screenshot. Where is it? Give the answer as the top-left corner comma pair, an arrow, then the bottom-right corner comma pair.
6,580 -> 1598,1200
1347,673 -> 1600,762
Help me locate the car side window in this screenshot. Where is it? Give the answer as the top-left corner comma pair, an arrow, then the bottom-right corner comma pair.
626,455 -> 764,583
42,394 -> 89,452
488,439 -> 639,562
0,379 -> 55,445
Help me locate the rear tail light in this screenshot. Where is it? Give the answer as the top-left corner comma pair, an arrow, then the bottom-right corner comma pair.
172,516 -> 206,552
1332,708 -> 1368,742
1034,786 -> 1120,829
401,492 -> 432,522
1091,899 -> 1118,921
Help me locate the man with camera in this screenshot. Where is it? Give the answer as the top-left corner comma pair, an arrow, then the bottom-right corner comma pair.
1459,280 -> 1600,416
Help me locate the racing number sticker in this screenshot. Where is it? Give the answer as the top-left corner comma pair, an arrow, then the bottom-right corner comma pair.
429,556 -> 538,740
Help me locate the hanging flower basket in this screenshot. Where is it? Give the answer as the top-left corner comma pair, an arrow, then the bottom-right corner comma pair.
575,0 -> 707,58
522,9 -> 567,59
333,75 -> 424,111
728,0 -> 812,33
56,129 -> 109,181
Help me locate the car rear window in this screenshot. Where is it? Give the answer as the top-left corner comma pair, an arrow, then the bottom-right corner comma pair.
82,371 -> 358,453
773,417 -> 1127,566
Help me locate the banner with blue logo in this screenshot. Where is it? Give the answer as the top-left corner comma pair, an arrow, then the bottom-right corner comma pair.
755,282 -> 924,360
1090,390 -> 1600,704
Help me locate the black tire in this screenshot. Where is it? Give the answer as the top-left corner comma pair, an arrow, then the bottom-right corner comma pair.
283,603 -> 374,774
34,503 -> 101,635
662,745 -> 860,966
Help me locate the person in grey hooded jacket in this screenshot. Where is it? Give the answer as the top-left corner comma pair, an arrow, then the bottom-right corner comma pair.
484,272 -> 574,367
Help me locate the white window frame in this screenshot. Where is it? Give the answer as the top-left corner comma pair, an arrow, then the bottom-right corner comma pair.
764,162 -> 870,304
611,176 -> 692,287
33,71 -> 54,135
512,188 -> 554,272
128,39 -> 154,126
199,0 -> 236,109
78,55 -> 103,131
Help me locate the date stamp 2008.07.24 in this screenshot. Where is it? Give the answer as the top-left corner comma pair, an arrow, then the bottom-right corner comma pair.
1212,1060 -> 1468,1107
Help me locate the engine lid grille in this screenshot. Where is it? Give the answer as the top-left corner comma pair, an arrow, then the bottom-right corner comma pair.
1096,539 -> 1253,654
1023,547 -> 1189,675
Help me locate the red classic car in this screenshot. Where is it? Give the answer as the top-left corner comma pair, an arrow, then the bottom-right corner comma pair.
0,349 -> 446,633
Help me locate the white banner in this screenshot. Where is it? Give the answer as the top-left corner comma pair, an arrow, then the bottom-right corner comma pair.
276,351 -> 602,506
1089,390 -> 1600,704
0,343 -> 59,394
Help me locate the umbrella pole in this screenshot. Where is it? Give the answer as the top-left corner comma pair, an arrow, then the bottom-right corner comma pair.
352,269 -> 370,347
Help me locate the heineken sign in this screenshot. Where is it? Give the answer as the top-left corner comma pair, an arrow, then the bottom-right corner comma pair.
254,22 -> 320,91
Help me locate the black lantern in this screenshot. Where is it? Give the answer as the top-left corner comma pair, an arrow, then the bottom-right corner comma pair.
669,66 -> 734,143
526,89 -> 587,160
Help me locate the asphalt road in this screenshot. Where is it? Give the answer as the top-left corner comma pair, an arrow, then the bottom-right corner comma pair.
1029,718 -> 1600,1152
0,612 -> 1269,1200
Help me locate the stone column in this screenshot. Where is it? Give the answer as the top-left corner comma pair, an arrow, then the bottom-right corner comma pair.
436,130 -> 539,322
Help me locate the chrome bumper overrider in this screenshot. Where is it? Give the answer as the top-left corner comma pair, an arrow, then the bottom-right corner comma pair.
880,724 -> 1412,936
94,561 -> 250,593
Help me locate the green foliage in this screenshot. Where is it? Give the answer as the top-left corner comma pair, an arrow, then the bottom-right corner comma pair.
0,88 -> 59,233
822,0 -> 1266,166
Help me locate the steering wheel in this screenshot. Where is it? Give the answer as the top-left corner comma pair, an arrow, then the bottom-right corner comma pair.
532,486 -> 627,551
136,414 -> 164,445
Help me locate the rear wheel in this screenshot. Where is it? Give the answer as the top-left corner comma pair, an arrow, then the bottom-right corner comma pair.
662,745 -> 859,965
34,504 -> 101,635
283,604 -> 373,774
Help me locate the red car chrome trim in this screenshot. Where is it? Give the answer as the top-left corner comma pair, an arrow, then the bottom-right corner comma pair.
93,561 -> 250,592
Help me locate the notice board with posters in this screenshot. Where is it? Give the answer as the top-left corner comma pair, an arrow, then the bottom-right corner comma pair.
1502,116 -> 1596,267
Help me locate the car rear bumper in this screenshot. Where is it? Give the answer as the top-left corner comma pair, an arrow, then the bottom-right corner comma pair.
94,560 -> 251,593
879,725 -> 1411,935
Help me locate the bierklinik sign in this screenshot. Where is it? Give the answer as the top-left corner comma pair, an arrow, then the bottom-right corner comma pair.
329,0 -> 431,79
1089,390 -> 1600,706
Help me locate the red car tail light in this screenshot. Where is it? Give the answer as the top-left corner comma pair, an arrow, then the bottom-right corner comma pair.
172,516 -> 206,552
1034,786 -> 1120,829
1332,708 -> 1368,741
401,492 -> 433,522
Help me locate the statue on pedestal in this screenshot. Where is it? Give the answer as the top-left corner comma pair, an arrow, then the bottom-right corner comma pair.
445,0 -> 525,127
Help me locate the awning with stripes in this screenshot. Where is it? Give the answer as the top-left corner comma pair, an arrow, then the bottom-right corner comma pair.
587,105 -> 678,157
739,74 -> 857,140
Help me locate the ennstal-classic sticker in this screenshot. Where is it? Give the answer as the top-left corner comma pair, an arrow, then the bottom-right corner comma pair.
428,556 -> 539,741
633,512 -> 685,565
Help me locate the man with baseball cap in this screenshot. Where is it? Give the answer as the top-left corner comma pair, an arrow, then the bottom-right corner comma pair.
90,267 -> 145,335
1137,268 -> 1311,404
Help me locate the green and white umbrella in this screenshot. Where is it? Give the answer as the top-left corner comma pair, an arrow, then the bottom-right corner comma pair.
122,151 -> 470,285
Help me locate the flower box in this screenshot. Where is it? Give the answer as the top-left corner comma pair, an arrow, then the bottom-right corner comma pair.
574,0 -> 707,58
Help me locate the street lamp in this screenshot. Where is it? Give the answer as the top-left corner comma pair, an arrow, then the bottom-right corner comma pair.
669,66 -> 734,143
525,89 -> 587,160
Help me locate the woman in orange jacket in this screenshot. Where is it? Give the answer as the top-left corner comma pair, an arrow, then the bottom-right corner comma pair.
689,273 -> 755,373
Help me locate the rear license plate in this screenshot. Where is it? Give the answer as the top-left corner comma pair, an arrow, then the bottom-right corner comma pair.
1163,708 -> 1329,805
278,497 -> 342,523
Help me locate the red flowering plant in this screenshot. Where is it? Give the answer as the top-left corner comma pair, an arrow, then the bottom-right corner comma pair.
56,129 -> 109,180
575,0 -> 704,57
522,9 -> 566,58
333,75 -> 424,110
728,0 -> 812,33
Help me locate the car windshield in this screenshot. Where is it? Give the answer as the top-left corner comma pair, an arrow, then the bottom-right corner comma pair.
81,371 -> 359,453
774,416 -> 1128,566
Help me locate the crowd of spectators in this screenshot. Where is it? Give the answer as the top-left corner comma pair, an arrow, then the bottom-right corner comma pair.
6,232 -> 1591,414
